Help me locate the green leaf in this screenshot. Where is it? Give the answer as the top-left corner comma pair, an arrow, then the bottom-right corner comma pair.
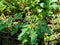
10,25 -> 18,36
22,39 -> 28,44
51,0 -> 57,2
25,7 -> 30,10
14,13 -> 22,20
18,28 -> 29,41
50,3 -> 58,9
0,20 -> 3,24
30,29 -> 37,45
18,33 -> 24,41
28,0 -> 33,4
22,24 -> 29,28
21,0 -> 25,3
45,35 -> 53,41
37,22 -> 52,35
39,3 -> 46,8
6,18 -> 12,25
37,31 -> 44,39
0,24 -> 7,32
0,2 -> 6,11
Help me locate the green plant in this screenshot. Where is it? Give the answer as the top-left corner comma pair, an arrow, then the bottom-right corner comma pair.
0,0 -> 60,45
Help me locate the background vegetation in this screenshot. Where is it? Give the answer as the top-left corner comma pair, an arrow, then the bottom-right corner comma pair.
0,0 -> 60,45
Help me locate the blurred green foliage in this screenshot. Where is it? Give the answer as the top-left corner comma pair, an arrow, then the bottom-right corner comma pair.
0,0 -> 60,45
